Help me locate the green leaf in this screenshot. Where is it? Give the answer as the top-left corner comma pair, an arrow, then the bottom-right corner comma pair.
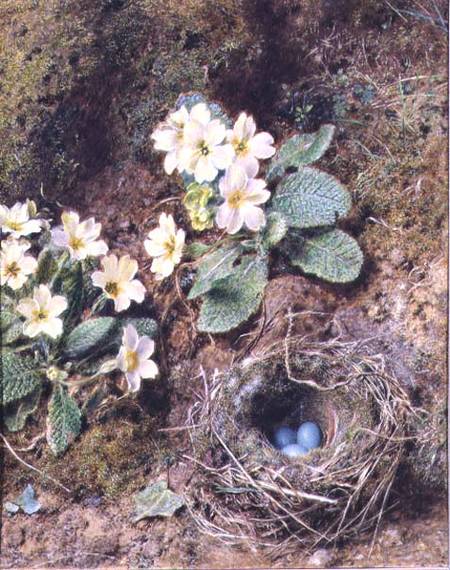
0,306 -> 17,331
35,248 -> 59,284
2,352 -> 41,404
133,481 -> 185,522
123,317 -> 158,340
261,211 -> 288,250
267,124 -> 335,182
63,317 -> 118,359
287,229 -> 363,283
46,384 -> 82,455
184,241 -> 211,259
2,319 -> 25,345
4,386 -> 42,432
60,261 -> 84,327
188,243 -> 243,300
197,255 -> 268,333
272,167 -> 351,229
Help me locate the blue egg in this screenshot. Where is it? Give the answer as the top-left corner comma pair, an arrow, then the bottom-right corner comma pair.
297,421 -> 322,451
282,443 -> 308,457
273,426 -> 297,449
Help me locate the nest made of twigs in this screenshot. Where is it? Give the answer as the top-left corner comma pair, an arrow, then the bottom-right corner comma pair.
185,333 -> 416,554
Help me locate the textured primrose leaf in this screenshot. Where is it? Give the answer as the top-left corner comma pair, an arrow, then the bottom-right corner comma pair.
288,229 -> 363,283
197,255 -> 268,333
47,384 -> 82,456
272,167 -> 351,229
63,317 -> 118,359
267,124 -> 335,182
261,211 -> 288,251
188,243 -> 243,300
2,352 -> 41,405
0,306 -> 17,331
60,261 -> 84,327
133,481 -> 185,522
34,248 -> 59,284
184,241 -> 211,259
2,319 -> 24,345
120,318 -> 158,340
4,386 -> 42,432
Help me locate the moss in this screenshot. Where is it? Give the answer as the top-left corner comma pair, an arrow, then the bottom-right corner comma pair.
39,415 -> 168,499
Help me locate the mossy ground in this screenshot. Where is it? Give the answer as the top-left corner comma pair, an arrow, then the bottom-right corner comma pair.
1,0 -> 448,567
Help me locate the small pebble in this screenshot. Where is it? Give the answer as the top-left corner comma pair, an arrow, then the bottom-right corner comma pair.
273,426 -> 297,449
282,443 -> 308,457
297,421 -> 322,451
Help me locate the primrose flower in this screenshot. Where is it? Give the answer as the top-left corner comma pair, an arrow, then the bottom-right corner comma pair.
151,103 -> 210,175
17,284 -> 67,339
216,163 -> 271,234
91,254 -> 146,312
0,239 -> 37,290
179,114 -> 234,183
144,213 -> 185,280
51,211 -> 108,260
117,324 -> 158,392
183,183 -> 214,231
0,201 -> 43,238
227,112 -> 276,172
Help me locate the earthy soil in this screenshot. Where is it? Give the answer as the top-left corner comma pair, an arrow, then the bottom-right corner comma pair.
1,0 -> 448,568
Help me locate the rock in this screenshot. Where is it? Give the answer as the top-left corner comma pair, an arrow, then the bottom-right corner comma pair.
308,548 -> 333,567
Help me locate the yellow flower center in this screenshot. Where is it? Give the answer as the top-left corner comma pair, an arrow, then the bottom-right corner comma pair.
234,139 -> 248,155
69,236 -> 85,251
125,350 -> 139,372
227,189 -> 246,209
6,221 -> 23,232
33,309 -> 49,322
199,141 -> 210,156
164,235 -> 177,256
6,262 -> 20,278
105,281 -> 119,298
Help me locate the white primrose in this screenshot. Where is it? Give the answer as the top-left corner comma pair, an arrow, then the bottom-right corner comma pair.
151,103 -> 211,175
51,211 -> 108,260
91,254 -> 146,312
216,163 -> 271,234
0,239 -> 37,290
117,324 -> 158,392
179,113 -> 234,183
0,201 -> 43,238
144,213 -> 185,280
227,112 -> 276,172
17,284 -> 68,339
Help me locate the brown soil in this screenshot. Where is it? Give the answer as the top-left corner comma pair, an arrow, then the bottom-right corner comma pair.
1,0 -> 448,568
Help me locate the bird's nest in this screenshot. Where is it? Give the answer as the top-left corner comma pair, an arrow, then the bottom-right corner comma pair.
184,329 -> 418,555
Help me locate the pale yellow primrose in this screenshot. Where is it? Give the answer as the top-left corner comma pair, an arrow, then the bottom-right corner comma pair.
144,213 -> 185,280
91,254 -> 146,312
227,112 -> 276,172
17,284 -> 68,339
51,211 -> 108,260
117,324 -> 158,392
151,103 -> 211,175
179,112 -> 234,183
216,163 -> 271,234
0,202 -> 43,238
0,239 -> 37,290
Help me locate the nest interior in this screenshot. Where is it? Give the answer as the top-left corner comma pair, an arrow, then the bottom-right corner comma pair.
188,339 -> 415,551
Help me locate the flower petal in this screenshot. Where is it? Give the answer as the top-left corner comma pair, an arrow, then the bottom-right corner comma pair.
48,295 -> 68,317
205,120 -> 226,147
123,324 -> 139,350
210,144 -> 234,170
243,205 -> 266,232
137,336 -> 155,359
249,132 -> 276,159
138,359 -> 159,379
125,279 -> 146,303
42,317 -> 63,339
125,370 -> 141,392
195,156 -> 217,183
